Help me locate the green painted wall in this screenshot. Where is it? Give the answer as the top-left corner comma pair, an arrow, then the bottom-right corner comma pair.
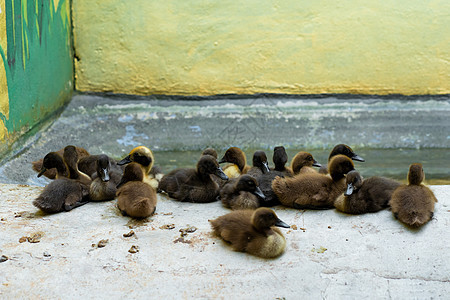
0,0 -> 73,156
73,0 -> 450,96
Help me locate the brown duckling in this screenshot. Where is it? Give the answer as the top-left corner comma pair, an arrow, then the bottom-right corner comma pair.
201,148 -> 218,159
389,163 -> 437,227
272,155 -> 355,209
334,170 -> 401,214
219,147 -> 251,179
220,175 -> 266,210
118,146 -> 162,190
89,155 -> 123,201
209,207 -> 290,258
63,145 -> 92,186
290,151 -> 322,175
116,163 -> 157,218
246,151 -> 270,178
32,146 -> 90,179
159,155 -> 228,203
33,151 -> 90,213
271,146 -> 293,177
319,144 -> 365,174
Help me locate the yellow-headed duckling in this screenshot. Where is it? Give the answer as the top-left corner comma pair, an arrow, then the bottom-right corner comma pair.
389,163 -> 437,227
334,170 -> 401,214
246,151 -> 270,178
209,207 -> 290,258
272,155 -> 355,209
89,155 -> 123,201
118,146 -> 162,190
290,151 -> 322,175
116,162 -> 157,218
159,155 -> 228,203
319,144 -> 364,174
32,146 -> 90,179
219,147 -> 250,179
33,151 -> 90,213
220,175 -> 266,210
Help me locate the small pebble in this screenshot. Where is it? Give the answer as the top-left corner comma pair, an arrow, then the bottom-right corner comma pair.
19,236 -> 27,243
291,225 -> 298,230
128,245 -> 139,253
28,233 -> 42,243
123,230 -> 135,238
0,255 -> 8,263
328,226 -> 332,229
43,252 -> 51,257
179,226 -> 197,237
97,239 -> 109,248
160,224 -> 175,230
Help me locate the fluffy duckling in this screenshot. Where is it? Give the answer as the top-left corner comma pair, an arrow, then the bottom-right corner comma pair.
63,145 -> 92,186
89,155 -> 123,201
272,155 -> 355,209
334,170 -> 401,214
220,175 -> 266,210
271,146 -> 292,177
319,144 -> 365,174
159,155 -> 228,203
118,146 -> 163,190
290,151 -> 322,175
219,147 -> 251,179
201,148 -> 218,159
33,151 -> 90,213
389,163 -> 437,227
32,146 -> 90,179
209,207 -> 290,258
246,151 -> 270,178
116,163 -> 157,218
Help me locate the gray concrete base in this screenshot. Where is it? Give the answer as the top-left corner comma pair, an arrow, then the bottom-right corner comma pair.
1,184 -> 449,299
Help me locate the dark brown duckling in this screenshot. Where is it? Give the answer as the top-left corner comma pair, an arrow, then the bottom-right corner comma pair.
33,151 -> 90,213
209,207 -> 290,258
32,146 -> 90,179
201,148 -> 218,159
220,175 -> 266,210
159,155 -> 228,203
271,146 -> 293,177
63,145 -> 92,186
334,170 -> 401,214
118,146 -> 162,190
89,155 -> 123,201
246,151 -> 270,178
77,154 -> 123,179
319,144 -> 364,174
219,147 -> 250,179
290,151 -> 322,175
272,155 -> 355,209
389,163 -> 437,227
116,163 -> 157,218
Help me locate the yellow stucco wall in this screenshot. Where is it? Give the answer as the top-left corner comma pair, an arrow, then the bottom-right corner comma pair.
74,1 -> 449,96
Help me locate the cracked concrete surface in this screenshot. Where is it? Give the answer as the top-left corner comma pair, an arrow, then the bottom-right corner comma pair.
0,184 -> 448,299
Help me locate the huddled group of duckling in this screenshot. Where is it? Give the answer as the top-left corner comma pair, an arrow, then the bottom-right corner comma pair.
30,144 -> 438,258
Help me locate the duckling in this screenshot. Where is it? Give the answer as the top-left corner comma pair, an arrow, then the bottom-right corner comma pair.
32,146 -> 90,179
271,146 -> 293,177
159,155 -> 228,203
116,163 -> 157,218
117,146 -> 162,190
209,207 -> 290,258
334,170 -> 401,214
389,163 -> 437,227
63,145 -> 92,186
89,155 -> 123,201
319,144 -> 365,174
201,148 -> 218,160
219,147 -> 250,179
290,151 -> 322,175
33,151 -> 90,213
272,155 -> 355,209
246,151 -> 270,178
220,175 -> 266,210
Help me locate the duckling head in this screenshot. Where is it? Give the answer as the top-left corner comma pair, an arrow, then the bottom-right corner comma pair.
96,155 -> 111,182
219,147 -> 247,170
291,151 -> 322,174
407,163 -> 424,186
38,152 -> 68,178
198,155 -> 228,180
252,150 -> 270,174
117,162 -> 143,189
328,154 -> 355,181
236,175 -> 265,199
201,148 -> 218,159
118,146 -> 154,173
251,208 -> 290,232
329,144 -> 365,162
344,170 -> 363,196
273,146 -> 288,170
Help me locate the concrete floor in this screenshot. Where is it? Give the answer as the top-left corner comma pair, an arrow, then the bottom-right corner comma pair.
0,184 -> 449,299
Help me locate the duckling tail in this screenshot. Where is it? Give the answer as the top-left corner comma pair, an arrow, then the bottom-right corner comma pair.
130,197 -> 155,218
33,197 -> 58,213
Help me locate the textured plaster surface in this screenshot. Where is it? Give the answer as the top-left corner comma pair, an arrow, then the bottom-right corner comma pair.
73,0 -> 450,95
0,184 -> 449,298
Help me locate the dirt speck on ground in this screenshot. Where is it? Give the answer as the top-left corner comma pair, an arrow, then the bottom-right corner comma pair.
160,224 -> 175,230
173,237 -> 192,244
123,230 -> 135,237
128,245 -> 139,253
0,255 -> 8,263
179,226 -> 197,237
97,239 -> 109,248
